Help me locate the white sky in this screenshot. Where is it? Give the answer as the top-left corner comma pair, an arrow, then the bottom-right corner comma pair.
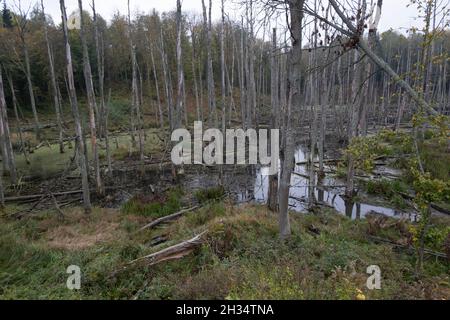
7,0 -> 425,33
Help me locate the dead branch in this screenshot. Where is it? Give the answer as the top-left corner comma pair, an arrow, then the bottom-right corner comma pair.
129,231 -> 207,266
138,206 -> 200,232
368,235 -> 447,259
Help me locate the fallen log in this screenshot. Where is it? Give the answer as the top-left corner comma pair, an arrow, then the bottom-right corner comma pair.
368,235 -> 447,259
296,159 -> 341,166
138,206 -> 200,232
128,231 -> 207,266
20,121 -> 73,132
396,191 -> 450,216
292,172 -> 310,179
4,190 -> 84,203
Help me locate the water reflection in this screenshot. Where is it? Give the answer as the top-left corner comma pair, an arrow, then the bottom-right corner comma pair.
251,146 -> 417,221
181,146 -> 417,221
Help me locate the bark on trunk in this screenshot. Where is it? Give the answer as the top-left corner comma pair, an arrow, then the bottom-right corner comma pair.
60,0 -> 91,213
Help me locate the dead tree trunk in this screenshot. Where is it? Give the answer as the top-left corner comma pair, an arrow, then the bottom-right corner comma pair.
175,0 -> 184,129
239,17 -> 247,128
60,0 -> 92,213
78,0 -> 103,196
191,28 -> 202,123
6,73 -> 29,164
202,0 -> 217,127
0,67 -> 17,184
147,34 -> 164,129
92,0 -> 106,138
159,28 -> 174,131
279,0 -> 305,239
327,0 -> 437,116
41,0 -> 64,154
268,28 -> 279,212
127,0 -> 145,165
20,36 -> 41,140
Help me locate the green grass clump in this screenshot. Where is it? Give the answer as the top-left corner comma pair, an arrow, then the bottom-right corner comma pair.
365,179 -> 410,209
121,188 -> 183,218
366,179 -> 408,198
420,141 -> 450,182
194,186 -> 226,204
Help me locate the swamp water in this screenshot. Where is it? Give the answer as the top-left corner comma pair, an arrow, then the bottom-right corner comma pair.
176,146 -> 418,221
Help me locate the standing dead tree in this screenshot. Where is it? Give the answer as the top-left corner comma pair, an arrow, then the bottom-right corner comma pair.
322,0 -> 438,116
127,0 -> 144,164
6,72 -> 29,164
12,1 -> 41,140
175,0 -> 185,129
59,0 -> 91,214
202,0 -> 217,127
268,27 -> 279,212
278,0 -> 306,239
78,0 -> 103,196
0,66 -> 17,184
41,0 -> 65,154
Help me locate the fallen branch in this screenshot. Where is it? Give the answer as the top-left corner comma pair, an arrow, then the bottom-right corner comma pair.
396,191 -> 450,216
368,235 -> 447,259
292,172 -> 310,179
296,159 -> 341,166
4,190 -> 84,203
129,231 -> 207,266
138,206 -> 200,232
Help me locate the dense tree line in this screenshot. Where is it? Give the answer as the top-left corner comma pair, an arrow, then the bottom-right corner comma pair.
0,1 -> 447,125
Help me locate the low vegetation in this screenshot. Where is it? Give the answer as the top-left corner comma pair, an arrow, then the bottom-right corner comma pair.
0,201 -> 448,300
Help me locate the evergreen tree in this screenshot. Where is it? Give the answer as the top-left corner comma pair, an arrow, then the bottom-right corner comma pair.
2,0 -> 13,29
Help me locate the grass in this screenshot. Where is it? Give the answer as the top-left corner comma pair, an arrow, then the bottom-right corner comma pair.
194,186 -> 226,204
0,201 -> 448,300
11,128 -> 163,182
420,140 -> 450,182
121,188 -> 184,218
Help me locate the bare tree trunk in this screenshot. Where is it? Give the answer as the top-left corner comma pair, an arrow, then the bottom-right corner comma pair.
246,1 -> 256,128
0,67 -> 17,184
345,44 -> 363,199
78,0 -> 103,196
159,28 -> 174,131
42,0 -> 64,154
6,73 -> 29,165
146,36 -> 164,130
239,17 -> 246,128
175,0 -> 184,130
279,0 -> 305,239
268,28 -> 279,212
127,0 -> 145,165
92,0 -> 106,138
202,0 -> 217,127
99,88 -> 110,178
190,28 -> 201,123
328,0 -> 437,116
21,40 -> 41,140
60,0 -> 91,213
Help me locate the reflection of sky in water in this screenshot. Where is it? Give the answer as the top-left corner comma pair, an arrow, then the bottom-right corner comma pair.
182,146 -> 417,221
252,147 -> 417,221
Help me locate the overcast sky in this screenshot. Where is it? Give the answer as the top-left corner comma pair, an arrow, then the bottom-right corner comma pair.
7,0 -> 425,33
